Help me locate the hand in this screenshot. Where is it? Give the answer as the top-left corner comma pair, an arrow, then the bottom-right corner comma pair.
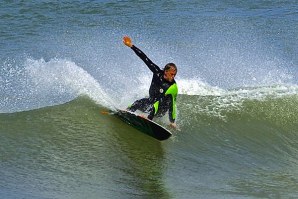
169,123 -> 181,131
123,36 -> 133,47
169,122 -> 177,129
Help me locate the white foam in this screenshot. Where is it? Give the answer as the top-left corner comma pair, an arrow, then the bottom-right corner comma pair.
177,78 -> 224,96
25,58 -> 116,110
175,77 -> 298,120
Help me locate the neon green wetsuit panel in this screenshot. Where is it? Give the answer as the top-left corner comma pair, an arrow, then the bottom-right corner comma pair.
165,83 -> 178,121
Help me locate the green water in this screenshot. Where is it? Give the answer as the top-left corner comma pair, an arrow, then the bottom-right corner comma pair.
1,96 -> 298,198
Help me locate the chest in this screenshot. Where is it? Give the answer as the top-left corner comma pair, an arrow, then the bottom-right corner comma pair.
152,73 -> 172,91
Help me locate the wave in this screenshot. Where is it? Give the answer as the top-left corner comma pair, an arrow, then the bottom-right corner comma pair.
1,93 -> 297,199
178,84 -> 298,128
1,57 -> 298,121
2,94 -> 297,164
2,90 -> 297,177
4,85 -> 298,128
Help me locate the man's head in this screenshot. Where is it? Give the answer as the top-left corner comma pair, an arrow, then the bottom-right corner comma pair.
163,63 -> 177,82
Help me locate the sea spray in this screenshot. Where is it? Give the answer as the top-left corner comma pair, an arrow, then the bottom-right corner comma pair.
177,83 -> 298,128
25,58 -> 116,110
0,57 -> 117,113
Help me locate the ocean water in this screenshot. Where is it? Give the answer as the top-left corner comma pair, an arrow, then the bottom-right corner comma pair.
1,1 -> 298,198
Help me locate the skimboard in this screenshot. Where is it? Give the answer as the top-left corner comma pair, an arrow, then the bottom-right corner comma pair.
114,109 -> 172,141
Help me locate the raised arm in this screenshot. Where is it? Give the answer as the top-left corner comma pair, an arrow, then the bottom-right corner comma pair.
123,36 -> 161,74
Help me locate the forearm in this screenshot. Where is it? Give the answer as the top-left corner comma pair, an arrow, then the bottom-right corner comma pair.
169,111 -> 175,123
168,104 -> 176,123
131,45 -> 148,62
131,45 -> 161,74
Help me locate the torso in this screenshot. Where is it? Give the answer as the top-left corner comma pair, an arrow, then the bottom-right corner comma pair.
149,71 -> 175,102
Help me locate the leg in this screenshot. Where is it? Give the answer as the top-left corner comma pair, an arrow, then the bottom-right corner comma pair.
147,107 -> 155,120
127,98 -> 152,112
148,101 -> 168,120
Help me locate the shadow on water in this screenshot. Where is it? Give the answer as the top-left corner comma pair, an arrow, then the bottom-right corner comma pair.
102,109 -> 172,198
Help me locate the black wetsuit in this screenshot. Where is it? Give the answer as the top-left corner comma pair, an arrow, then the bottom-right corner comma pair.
128,45 -> 178,123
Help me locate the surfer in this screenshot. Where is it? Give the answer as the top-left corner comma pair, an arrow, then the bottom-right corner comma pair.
123,36 -> 178,129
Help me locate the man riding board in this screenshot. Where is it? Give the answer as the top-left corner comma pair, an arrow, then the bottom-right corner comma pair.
123,36 -> 178,129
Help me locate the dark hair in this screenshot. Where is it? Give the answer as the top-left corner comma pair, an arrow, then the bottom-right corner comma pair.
164,63 -> 177,72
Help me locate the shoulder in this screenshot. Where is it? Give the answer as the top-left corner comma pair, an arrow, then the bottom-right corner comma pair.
170,80 -> 177,87
165,82 -> 178,96
155,70 -> 163,78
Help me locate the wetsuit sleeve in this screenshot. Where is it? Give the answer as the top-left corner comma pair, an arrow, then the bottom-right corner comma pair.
168,96 -> 176,123
131,45 -> 162,74
165,83 -> 178,123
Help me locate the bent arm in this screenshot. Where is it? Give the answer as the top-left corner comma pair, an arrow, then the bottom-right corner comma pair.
131,45 -> 162,74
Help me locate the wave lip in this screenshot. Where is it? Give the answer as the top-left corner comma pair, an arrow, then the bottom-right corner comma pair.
1,58 -> 116,113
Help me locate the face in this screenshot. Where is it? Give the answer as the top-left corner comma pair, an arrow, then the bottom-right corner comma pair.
163,67 -> 177,82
